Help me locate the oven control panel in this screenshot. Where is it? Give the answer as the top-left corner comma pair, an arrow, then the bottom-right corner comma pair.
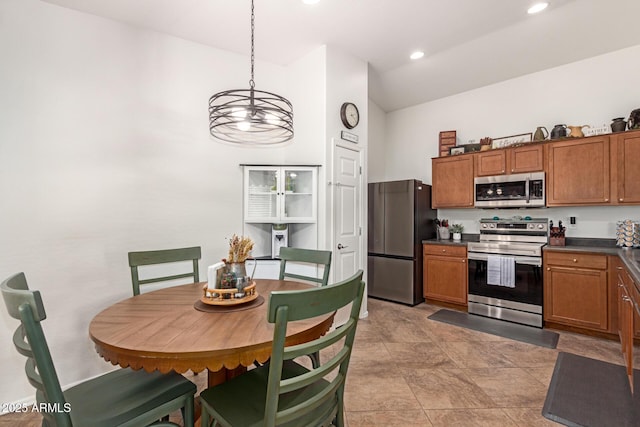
480,217 -> 548,233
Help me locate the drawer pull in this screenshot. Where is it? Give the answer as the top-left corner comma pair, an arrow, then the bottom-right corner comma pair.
623,296 -> 631,302
442,249 -> 446,253
573,259 -> 577,263
617,266 -> 623,270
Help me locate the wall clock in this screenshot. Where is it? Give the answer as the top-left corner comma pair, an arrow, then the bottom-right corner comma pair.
340,102 -> 359,129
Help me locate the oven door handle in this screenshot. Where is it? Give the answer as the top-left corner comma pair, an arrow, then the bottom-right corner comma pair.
467,252 -> 542,267
525,176 -> 530,203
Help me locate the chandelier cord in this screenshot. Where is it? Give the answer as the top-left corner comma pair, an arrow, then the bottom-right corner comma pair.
249,0 -> 255,89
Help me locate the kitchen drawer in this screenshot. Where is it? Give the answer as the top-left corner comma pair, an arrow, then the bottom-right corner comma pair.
423,244 -> 467,258
545,252 -> 607,269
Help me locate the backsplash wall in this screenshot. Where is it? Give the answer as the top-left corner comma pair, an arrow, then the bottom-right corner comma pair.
438,206 -> 640,239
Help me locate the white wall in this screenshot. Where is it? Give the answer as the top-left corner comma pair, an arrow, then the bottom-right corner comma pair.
367,99 -> 386,182
324,46 -> 369,318
381,44 -> 640,236
284,46 -> 327,252
0,0 -> 329,404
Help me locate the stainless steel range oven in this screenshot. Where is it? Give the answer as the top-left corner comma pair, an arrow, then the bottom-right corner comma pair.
467,217 -> 548,328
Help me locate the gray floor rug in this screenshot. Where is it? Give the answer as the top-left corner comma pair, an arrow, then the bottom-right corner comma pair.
427,309 -> 559,348
543,352 -> 640,427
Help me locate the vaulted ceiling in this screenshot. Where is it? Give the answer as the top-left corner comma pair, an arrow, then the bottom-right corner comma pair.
42,0 -> 640,112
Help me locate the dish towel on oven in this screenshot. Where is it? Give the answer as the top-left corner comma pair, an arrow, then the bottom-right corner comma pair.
487,255 -> 516,288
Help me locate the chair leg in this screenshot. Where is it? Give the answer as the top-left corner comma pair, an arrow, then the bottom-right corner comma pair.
201,404 -> 212,427
309,351 -> 320,369
182,395 -> 195,427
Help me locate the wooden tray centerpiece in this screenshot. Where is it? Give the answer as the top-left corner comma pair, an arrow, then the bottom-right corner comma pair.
201,282 -> 258,306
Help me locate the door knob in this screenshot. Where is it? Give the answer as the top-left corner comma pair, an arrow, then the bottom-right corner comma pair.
337,243 -> 348,250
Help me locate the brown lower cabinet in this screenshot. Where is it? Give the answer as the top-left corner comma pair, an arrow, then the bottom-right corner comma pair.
423,244 -> 467,305
614,260 -> 640,391
543,251 -> 609,331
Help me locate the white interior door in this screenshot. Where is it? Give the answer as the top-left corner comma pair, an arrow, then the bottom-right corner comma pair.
333,144 -> 362,283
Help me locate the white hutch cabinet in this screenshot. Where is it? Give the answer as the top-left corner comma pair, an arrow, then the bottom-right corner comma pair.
241,165 -> 320,277
243,166 -> 318,223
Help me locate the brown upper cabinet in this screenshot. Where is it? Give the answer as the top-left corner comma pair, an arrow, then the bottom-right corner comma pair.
612,131 -> 640,204
432,155 -> 474,208
475,144 -> 544,177
431,129 -> 640,208
546,136 -> 610,206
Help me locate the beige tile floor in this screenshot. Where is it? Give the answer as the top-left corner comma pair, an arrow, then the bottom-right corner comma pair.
1,297 -> 635,426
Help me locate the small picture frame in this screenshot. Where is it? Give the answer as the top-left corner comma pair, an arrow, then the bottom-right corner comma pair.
449,146 -> 465,155
340,130 -> 359,144
463,143 -> 482,153
491,133 -> 533,149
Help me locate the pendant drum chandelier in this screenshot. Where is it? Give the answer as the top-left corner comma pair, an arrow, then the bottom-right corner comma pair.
209,0 -> 294,145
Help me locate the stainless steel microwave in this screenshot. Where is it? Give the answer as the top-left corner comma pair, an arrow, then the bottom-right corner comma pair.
474,172 -> 545,208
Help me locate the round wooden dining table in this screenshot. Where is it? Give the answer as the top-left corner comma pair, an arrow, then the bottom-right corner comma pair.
89,279 -> 334,387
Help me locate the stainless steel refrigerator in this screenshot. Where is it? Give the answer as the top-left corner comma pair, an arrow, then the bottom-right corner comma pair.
367,180 -> 436,305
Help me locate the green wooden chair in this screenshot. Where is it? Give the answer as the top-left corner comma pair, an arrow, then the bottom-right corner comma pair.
278,247 -> 332,288
199,270 -> 365,427
128,246 -> 201,296
1,272 -> 196,427
278,247 -> 332,368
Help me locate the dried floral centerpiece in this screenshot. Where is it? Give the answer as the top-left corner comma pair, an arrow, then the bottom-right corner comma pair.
201,234 -> 258,305
226,234 -> 254,263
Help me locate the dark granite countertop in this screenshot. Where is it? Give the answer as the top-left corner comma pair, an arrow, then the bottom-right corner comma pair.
423,235 -> 640,284
543,238 -> 640,285
422,234 -> 478,246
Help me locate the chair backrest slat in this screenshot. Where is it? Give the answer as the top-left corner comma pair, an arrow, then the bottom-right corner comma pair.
1,273 -> 71,427
128,246 -> 201,295
278,247 -> 332,287
264,270 -> 364,426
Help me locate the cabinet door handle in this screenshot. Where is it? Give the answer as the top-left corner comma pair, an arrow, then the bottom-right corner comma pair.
617,266 -> 623,270
547,267 -> 551,271
620,198 -> 624,202
623,296 -> 631,302
462,259 -> 465,263
604,198 -> 609,202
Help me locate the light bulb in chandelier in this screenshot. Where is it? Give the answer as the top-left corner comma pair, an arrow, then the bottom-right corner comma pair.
236,121 -> 251,131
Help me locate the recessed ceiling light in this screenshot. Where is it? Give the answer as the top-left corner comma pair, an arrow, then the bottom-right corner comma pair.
302,0 -> 320,4
410,51 -> 425,60
528,2 -> 549,14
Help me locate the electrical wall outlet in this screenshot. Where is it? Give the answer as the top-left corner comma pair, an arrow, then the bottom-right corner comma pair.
569,216 -> 577,228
